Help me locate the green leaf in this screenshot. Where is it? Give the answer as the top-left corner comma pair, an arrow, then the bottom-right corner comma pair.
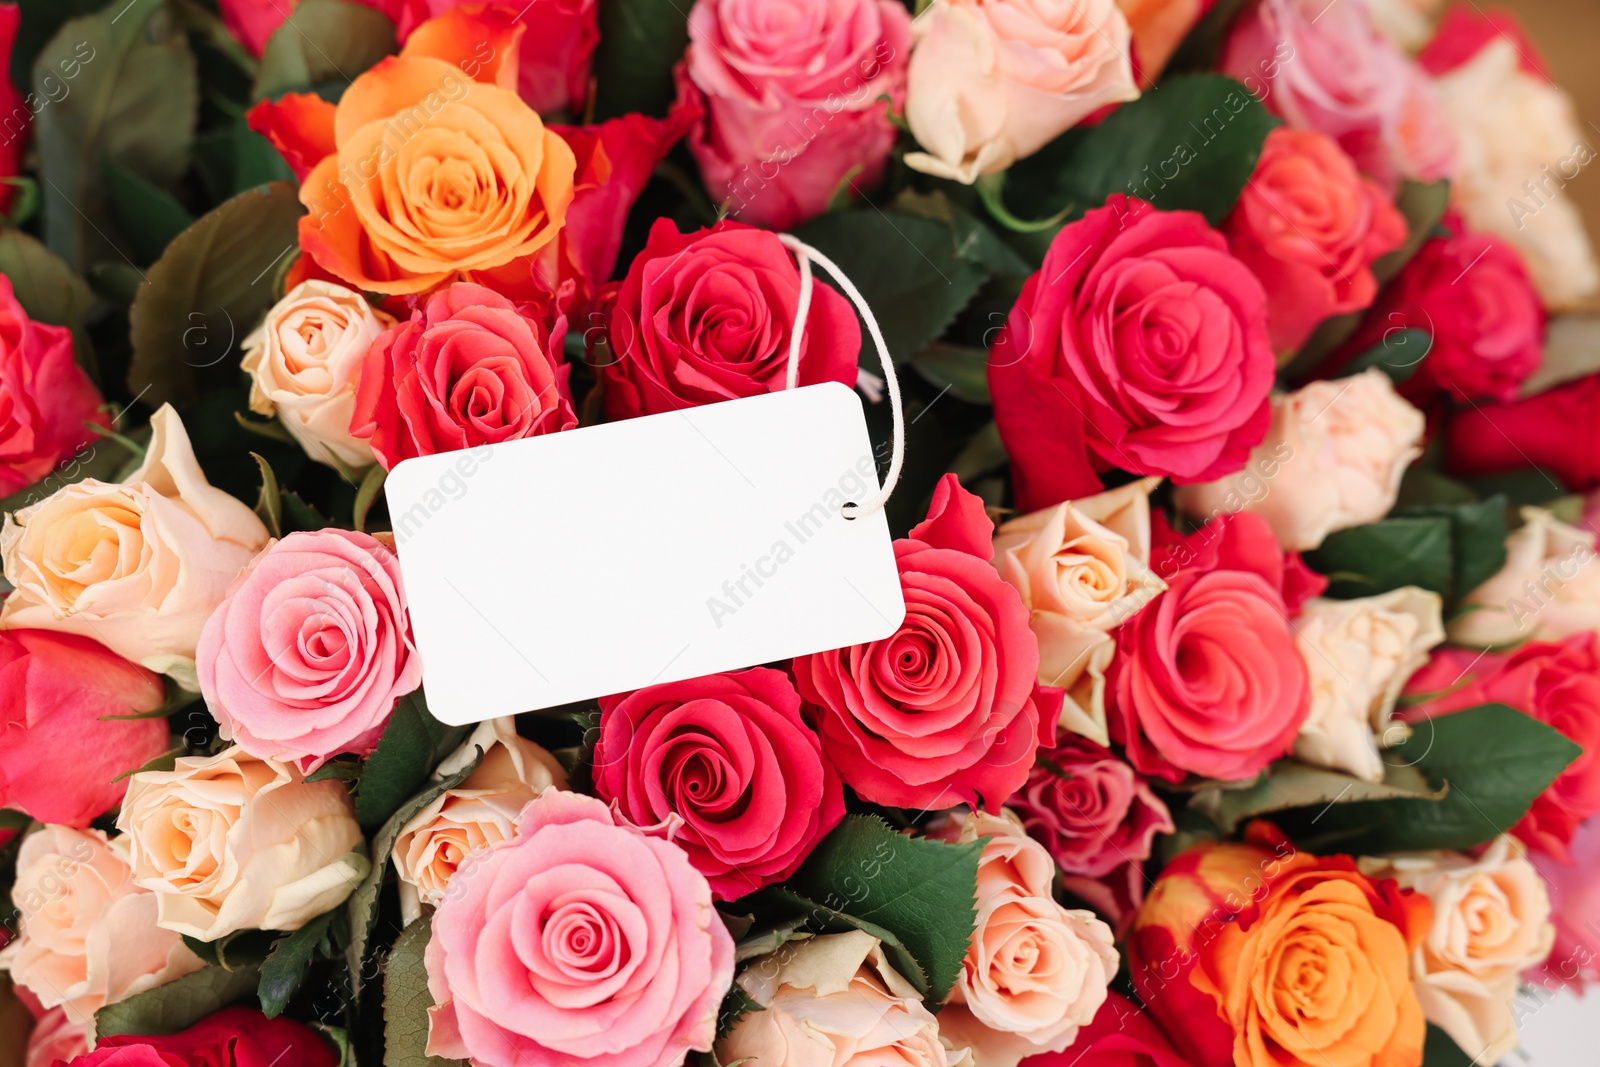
751,885 -> 929,997
1190,760 -> 1444,834
384,916 -> 468,1067
10,0 -> 110,95
716,982 -> 765,1040
355,691 -> 471,830
781,814 -> 982,1005
253,0 -> 397,100
1164,0 -> 1255,75
1397,497 -> 1508,603
790,209 -> 991,372
258,909 -> 339,1018
94,963 -> 261,1038
354,463 -> 386,533
251,452 -> 283,539
0,227 -> 97,374
127,181 -> 305,408
592,0 -> 690,120
1300,704 -> 1581,854
1337,329 -> 1430,386
948,420 -> 1007,484
105,160 -> 196,263
911,343 -> 990,405
1304,517 -> 1454,599
1423,1023 -> 1478,1067
315,1023 -> 358,1067
34,0 -> 197,271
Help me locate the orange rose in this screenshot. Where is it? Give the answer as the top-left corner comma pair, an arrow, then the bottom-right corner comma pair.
249,7 -> 576,295
1128,826 -> 1433,1067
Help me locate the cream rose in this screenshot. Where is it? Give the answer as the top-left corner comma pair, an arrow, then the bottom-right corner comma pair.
993,477 -> 1164,744
1294,587 -> 1445,782
1365,0 -> 1445,51
0,827 -> 201,1026
1450,508 -> 1600,649
1175,369 -> 1426,552
242,281 -> 395,471
1360,836 -> 1555,1064
393,717 -> 566,923
904,0 -> 1139,184
116,747 -> 368,941
929,809 -> 1118,1067
0,405 -> 269,686
1433,38 -> 1600,310
718,930 -> 973,1067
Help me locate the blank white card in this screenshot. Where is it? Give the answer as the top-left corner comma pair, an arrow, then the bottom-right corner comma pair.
385,383 -> 907,726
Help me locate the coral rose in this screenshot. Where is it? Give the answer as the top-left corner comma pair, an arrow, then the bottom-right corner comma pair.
718,930 -> 972,1067
928,809 -> 1119,1067
392,717 -> 566,923
677,0 -> 912,229
1449,508 -> 1600,648
0,827 -> 201,1024
1225,127 -> 1408,353
1109,512 -> 1320,783
117,747 -> 369,941
0,405 -> 269,685
1022,992 -> 1198,1066
904,0 -> 1139,183
424,789 -> 734,1067
0,274 -> 107,496
250,7 -> 577,294
988,196 -> 1274,511
793,474 -> 1056,809
1175,370 -> 1426,552
601,218 -> 859,420
1361,837 -> 1554,1064
1129,828 -> 1432,1067
1116,0 -> 1216,87
241,280 -> 395,471
69,1006 -> 339,1067
593,667 -> 844,901
0,630 -> 167,827
1445,374 -> 1600,490
991,476 -> 1165,744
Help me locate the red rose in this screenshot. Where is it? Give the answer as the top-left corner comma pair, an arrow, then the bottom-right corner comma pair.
0,630 -> 167,827
988,195 -> 1275,512
352,281 -> 576,469
0,2 -> 28,216
792,474 -> 1058,809
1020,992 -> 1197,1067
1109,512 -> 1320,783
1446,372 -> 1600,489
63,1007 -> 338,1067
600,219 -> 859,421
1225,127 -> 1407,353
592,667 -> 844,900
1012,732 -> 1174,878
0,275 -> 107,495
1338,219 -> 1544,404
1404,638 -> 1600,863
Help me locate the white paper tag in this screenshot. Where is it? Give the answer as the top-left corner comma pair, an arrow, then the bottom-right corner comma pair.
386,383 -> 907,726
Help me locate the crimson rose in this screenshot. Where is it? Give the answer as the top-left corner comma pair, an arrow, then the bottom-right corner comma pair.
60,1007 -> 337,1066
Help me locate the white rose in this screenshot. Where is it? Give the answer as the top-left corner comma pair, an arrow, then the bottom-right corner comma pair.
1450,508 -> 1600,648
242,281 -> 394,470
1294,587 -> 1445,782
116,747 -> 368,941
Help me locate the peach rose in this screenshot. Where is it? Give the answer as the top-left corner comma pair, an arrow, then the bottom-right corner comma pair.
392,717 -> 566,923
258,7 -> 577,295
1360,837 -> 1555,1064
718,930 -> 973,1067
116,747 -> 368,941
1175,370 -> 1426,552
991,477 -> 1165,744
904,0 -> 1139,184
0,827 -> 201,1026
242,281 -> 395,470
1450,508 -> 1600,649
928,809 -> 1118,1067
1295,588 -> 1445,782
1116,0 -> 1213,87
0,405 -> 269,687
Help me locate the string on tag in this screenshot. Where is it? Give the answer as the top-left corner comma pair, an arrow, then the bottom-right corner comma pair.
778,233 -> 904,520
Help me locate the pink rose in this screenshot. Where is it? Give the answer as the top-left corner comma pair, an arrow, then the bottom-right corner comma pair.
0,4 -> 29,217
0,630 -> 168,827
676,0 -> 912,229
425,789 -> 735,1067
1528,815 -> 1600,990
1225,127 -> 1408,353
793,474 -> 1058,809
1221,0 -> 1455,192
0,274 -> 107,496
197,529 -> 421,773
1109,512 -> 1320,782
592,667 -> 844,901
600,219 -> 860,421
23,1006 -> 87,1067
1011,732 -> 1173,878
351,282 -> 576,470
988,195 -> 1275,511
65,1007 -> 339,1067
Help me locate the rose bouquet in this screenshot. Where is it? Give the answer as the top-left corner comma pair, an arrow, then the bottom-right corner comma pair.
1,1 -> 1598,1066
